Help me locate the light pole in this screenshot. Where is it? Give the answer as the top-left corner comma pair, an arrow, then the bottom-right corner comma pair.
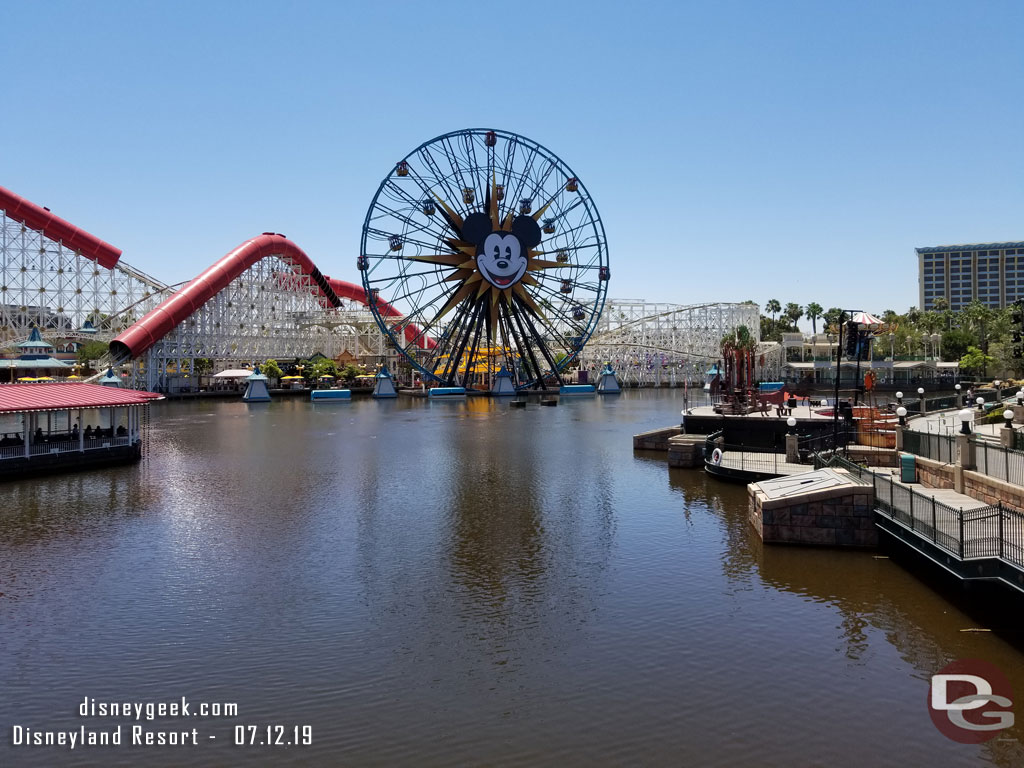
955,383 -> 962,406
888,332 -> 895,382
918,387 -> 925,414
977,396 -> 985,412
896,406 -> 907,427
959,409 -> 973,435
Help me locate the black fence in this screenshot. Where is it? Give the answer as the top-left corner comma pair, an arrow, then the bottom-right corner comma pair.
974,440 -> 1024,487
798,429 -> 854,456
814,453 -> 873,483
901,431 -> 957,464
871,471 -> 1024,569
710,446 -> 790,476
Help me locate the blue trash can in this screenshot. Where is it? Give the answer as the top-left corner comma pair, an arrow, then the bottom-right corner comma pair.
900,453 -> 916,483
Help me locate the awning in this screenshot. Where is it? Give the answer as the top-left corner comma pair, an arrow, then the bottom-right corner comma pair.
850,311 -> 883,326
0,382 -> 163,414
212,369 -> 254,378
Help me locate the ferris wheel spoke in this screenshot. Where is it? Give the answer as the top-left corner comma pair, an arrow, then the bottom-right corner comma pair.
362,129 -> 607,387
415,150 -> 463,219
439,136 -> 475,216
440,298 -> 481,383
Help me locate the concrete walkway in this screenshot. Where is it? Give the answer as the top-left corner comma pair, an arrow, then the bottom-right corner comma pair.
905,396 -> 1016,441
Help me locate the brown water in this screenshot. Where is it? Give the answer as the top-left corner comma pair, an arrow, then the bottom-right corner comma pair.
1,391 -> 1022,766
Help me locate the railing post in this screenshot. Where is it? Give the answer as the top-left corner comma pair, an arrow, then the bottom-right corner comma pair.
1006,447 -> 1010,482
932,496 -> 937,541
959,508 -> 965,559
890,475 -> 894,512
999,501 -> 1004,559
910,489 -> 916,531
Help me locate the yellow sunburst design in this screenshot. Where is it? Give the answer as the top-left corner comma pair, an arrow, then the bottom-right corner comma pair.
391,163 -> 581,389
408,182 -> 558,322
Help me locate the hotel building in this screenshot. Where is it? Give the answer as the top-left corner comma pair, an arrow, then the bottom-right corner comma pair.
917,242 -> 1024,310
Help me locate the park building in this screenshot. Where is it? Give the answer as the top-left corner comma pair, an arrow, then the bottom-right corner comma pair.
780,332 -> 957,388
917,241 -> 1024,311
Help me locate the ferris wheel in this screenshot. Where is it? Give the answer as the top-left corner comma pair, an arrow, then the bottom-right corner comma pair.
359,128 -> 609,389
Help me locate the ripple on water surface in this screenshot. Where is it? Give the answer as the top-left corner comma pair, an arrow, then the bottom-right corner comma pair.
1,393 -> 1022,767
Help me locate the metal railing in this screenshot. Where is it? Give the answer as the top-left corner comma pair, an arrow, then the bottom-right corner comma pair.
871,471 -> 1024,569
974,440 -> 1024,487
815,453 -> 873,483
709,444 -> 787,476
799,429 -> 853,456
901,431 -> 956,464
0,436 -> 133,461
0,444 -> 25,459
704,429 -> 724,459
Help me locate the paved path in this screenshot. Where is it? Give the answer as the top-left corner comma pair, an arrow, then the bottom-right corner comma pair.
906,395 -> 1015,440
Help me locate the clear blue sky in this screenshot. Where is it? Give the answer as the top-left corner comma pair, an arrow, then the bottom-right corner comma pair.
2,1 -> 1021,326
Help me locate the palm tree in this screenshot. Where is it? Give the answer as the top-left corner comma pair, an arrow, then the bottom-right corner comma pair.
805,302 -> 823,334
765,299 -> 781,326
784,302 -> 803,331
823,307 -> 844,331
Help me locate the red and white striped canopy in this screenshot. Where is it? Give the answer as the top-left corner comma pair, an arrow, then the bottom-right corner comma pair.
850,311 -> 883,326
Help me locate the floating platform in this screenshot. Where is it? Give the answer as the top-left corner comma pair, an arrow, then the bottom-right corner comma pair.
372,365 -> 398,398
311,389 -> 351,401
428,387 -> 467,398
596,364 -> 621,394
559,384 -> 596,396
242,368 -> 271,402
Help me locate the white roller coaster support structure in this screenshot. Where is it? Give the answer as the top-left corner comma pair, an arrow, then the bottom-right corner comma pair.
1,205 -> 391,392
134,257 -> 392,392
580,299 -> 782,387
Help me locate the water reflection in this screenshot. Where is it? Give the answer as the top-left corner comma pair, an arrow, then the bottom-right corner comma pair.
3,391 -> 1024,767
664,461 -> 1024,764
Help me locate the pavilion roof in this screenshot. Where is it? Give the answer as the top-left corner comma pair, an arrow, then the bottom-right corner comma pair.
0,383 -> 163,414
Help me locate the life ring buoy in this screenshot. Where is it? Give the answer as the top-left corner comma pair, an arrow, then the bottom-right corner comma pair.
711,447 -> 723,466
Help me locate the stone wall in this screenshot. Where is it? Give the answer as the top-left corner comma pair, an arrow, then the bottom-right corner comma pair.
962,471 -> 1024,510
749,481 -> 877,547
914,455 -> 955,490
847,446 -> 898,467
667,435 -> 706,467
633,425 -> 683,451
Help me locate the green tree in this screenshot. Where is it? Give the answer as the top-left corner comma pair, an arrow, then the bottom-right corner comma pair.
341,363 -> 364,382
805,302 -> 823,334
941,328 -> 974,362
765,299 -> 781,326
193,358 -> 213,376
77,340 -> 109,363
784,302 -> 803,331
262,359 -> 283,380
310,359 -> 339,381
823,307 -> 844,331
959,345 -> 994,375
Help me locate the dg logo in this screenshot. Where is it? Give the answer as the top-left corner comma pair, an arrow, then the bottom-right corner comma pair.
929,659 -> 1014,743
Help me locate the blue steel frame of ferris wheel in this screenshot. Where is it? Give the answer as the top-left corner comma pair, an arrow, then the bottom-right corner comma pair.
358,127 -> 610,388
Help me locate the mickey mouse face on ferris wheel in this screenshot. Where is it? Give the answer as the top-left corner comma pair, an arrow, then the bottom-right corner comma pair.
462,212 -> 542,290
